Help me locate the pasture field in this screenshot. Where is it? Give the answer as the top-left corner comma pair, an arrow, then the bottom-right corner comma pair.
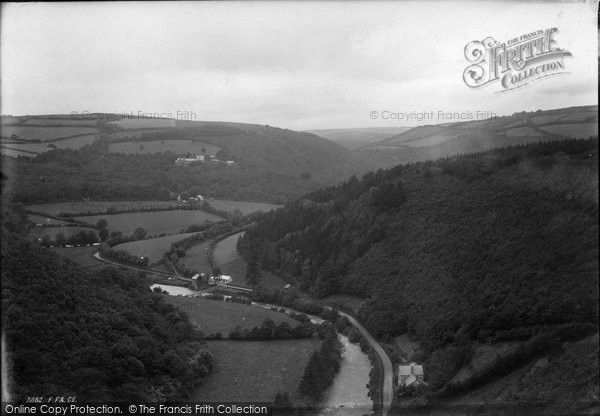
193,340 -> 316,402
108,139 -> 220,156
30,226 -> 98,241
51,246 -> 104,268
558,111 -> 598,122
208,199 -> 282,215
539,123 -> 598,138
182,241 -> 212,272
28,214 -> 73,225
213,232 -> 288,288
114,232 -> 197,263
22,118 -> 97,127
0,126 -> 97,141
108,118 -> 177,129
107,130 -> 165,139
1,134 -> 97,156
0,147 -> 40,158
213,233 -> 244,265
531,113 -> 567,124
27,200 -> 186,216
505,126 -> 544,137
165,295 -> 299,335
72,210 -> 222,236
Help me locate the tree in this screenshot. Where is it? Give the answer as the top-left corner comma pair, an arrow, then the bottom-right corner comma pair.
133,227 -> 147,240
99,228 -> 109,242
246,242 -> 262,290
55,232 -> 67,247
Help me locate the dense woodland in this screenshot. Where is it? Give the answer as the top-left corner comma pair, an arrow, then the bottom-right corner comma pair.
1,219 -> 213,401
1,125 -> 376,204
240,138 -> 599,355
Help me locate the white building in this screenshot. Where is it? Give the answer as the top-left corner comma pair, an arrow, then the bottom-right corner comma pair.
175,155 -> 205,165
209,274 -> 232,285
398,363 -> 427,388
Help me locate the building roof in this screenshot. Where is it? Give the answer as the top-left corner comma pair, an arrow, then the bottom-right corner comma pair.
191,274 -> 200,280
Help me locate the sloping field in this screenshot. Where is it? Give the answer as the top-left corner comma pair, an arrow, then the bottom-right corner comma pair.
1,134 -> 97,156
559,111 -> 598,122
0,126 -> 97,141
51,246 -> 104,268
193,340 -> 316,402
108,118 -> 177,129
115,232 -> 197,263
71,210 -> 221,236
27,200 -> 185,216
108,139 -> 220,155
505,126 -> 544,137
539,123 -> 598,138
181,241 -> 212,273
30,226 -> 98,241
213,232 -> 288,288
531,113 -> 567,124
22,118 -> 97,127
28,214 -> 73,225
209,199 -> 282,215
0,148 -> 39,158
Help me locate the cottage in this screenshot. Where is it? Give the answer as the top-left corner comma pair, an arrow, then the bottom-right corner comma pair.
398,363 -> 427,388
209,274 -> 232,285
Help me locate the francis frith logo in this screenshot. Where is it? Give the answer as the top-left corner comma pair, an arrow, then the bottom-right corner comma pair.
463,28 -> 572,92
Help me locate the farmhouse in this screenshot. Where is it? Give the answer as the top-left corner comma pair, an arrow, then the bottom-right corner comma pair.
209,274 -> 232,285
398,363 -> 427,388
175,155 -> 205,165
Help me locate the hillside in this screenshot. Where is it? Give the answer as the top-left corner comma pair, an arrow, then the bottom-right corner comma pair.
306,127 -> 412,149
1,116 -> 375,204
240,138 -> 598,407
1,221 -> 212,401
358,105 -> 598,166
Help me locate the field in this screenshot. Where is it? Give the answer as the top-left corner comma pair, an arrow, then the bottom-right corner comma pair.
75,210 -> 222,236
181,241 -> 212,272
165,295 -> 299,335
539,122 -> 598,138
208,199 -> 282,215
505,126 -> 544,137
21,118 -> 97,127
322,294 -> 366,313
108,139 -> 221,156
1,134 -> 97,157
192,339 -> 317,402
30,226 -> 98,241
51,246 -> 104,268
27,200 -> 188,216
0,147 -> 40,158
28,214 -> 73,225
108,118 -> 177,129
213,232 -> 288,288
114,232 -> 196,263
0,126 -> 97,141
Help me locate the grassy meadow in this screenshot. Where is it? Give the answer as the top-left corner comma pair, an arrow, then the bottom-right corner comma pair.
193,339 -> 317,402
115,232 -> 197,263
77,210 -> 221,236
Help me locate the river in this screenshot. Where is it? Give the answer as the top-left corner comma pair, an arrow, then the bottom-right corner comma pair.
320,335 -> 373,416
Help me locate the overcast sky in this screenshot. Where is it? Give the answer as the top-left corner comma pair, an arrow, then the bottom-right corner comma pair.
1,1 -> 597,130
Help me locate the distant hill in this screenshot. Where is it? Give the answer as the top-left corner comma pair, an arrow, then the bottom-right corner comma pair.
1,117 -> 378,204
357,105 -> 598,166
306,127 -> 412,149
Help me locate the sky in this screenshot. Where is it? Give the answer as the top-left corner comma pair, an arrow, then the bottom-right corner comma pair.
1,1 -> 597,130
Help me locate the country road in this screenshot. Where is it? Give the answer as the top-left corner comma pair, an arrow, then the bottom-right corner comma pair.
339,312 -> 394,416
